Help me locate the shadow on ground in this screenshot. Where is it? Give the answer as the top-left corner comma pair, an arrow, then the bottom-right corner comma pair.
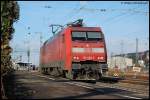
3,71 -> 33,99
51,87 -> 132,99
2,71 -> 135,99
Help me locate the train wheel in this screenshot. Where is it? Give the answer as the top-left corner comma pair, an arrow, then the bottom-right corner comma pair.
57,68 -> 63,77
102,71 -> 107,76
41,68 -> 45,74
94,71 -> 101,80
98,72 -> 102,79
73,70 -> 78,80
53,67 -> 60,76
62,70 -> 66,78
50,67 -> 56,76
65,71 -> 73,80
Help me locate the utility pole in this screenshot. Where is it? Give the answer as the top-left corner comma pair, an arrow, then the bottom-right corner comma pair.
110,52 -> 114,68
120,40 -> 124,57
120,40 -> 125,71
27,48 -> 30,71
19,55 -> 22,62
35,32 -> 43,56
39,32 -> 43,48
40,33 -> 42,48
35,32 -> 43,47
133,38 -> 140,78
135,38 -> 139,64
35,32 -> 43,70
27,27 -> 31,71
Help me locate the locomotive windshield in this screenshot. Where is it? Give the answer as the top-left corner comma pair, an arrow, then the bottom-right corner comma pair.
72,31 -> 103,41
72,32 -> 86,41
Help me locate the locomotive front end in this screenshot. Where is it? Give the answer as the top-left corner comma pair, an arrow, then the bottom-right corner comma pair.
70,27 -> 108,79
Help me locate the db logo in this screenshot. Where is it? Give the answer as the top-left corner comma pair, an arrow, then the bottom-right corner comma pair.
86,44 -> 89,47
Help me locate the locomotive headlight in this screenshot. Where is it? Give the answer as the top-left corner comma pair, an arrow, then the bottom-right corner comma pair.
97,57 -> 104,60
73,56 -> 77,59
72,48 -> 84,53
73,56 -> 79,60
100,57 -> 104,59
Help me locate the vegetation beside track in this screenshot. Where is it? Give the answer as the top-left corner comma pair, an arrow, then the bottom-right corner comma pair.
1,1 -> 20,99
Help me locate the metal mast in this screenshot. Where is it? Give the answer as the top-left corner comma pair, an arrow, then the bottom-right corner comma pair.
135,38 -> 139,64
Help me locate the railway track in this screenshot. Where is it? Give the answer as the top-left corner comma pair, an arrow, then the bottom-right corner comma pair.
96,81 -> 149,94
7,70 -> 149,99
97,76 -> 149,85
68,78 -> 149,95
33,71 -> 149,85
63,80 -> 148,99
119,78 -> 149,85
32,71 -> 148,96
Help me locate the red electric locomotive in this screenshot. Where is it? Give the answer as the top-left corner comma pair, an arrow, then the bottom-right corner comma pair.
40,19 -> 108,80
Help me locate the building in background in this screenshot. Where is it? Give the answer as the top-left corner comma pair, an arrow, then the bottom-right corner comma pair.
108,50 -> 149,72
11,59 -> 36,70
107,56 -> 133,71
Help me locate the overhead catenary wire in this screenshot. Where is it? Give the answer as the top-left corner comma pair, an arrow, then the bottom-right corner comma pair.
79,7 -> 149,14
61,5 -> 148,55
49,5 -> 87,34
79,7 -> 148,26
61,1 -> 88,27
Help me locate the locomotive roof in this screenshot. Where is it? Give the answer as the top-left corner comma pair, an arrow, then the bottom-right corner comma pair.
69,27 -> 102,32
42,26 -> 103,47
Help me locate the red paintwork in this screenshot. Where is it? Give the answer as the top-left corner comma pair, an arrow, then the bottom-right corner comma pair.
40,26 -> 107,71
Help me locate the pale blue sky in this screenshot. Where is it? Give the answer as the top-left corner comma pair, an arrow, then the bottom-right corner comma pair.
10,1 -> 149,65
